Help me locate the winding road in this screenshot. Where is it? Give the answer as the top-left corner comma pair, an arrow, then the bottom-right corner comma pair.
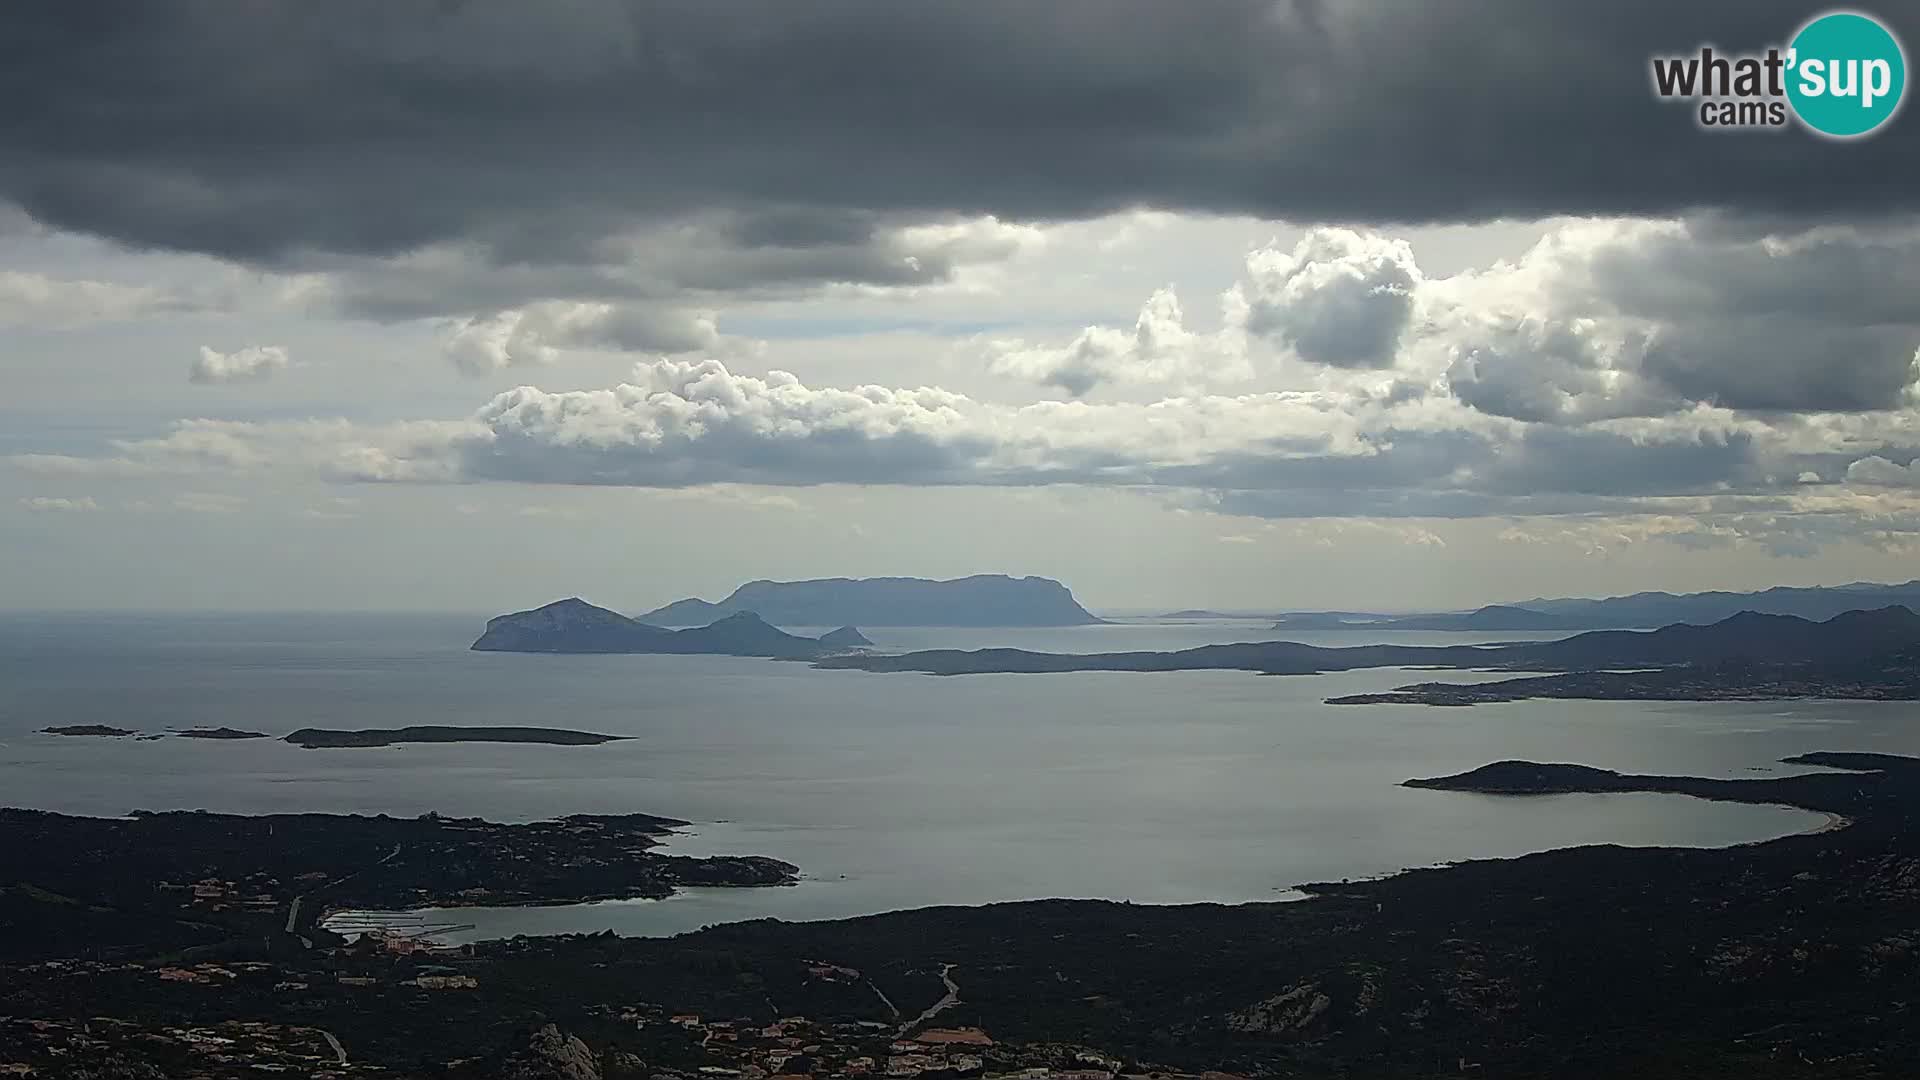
897,963 -> 960,1036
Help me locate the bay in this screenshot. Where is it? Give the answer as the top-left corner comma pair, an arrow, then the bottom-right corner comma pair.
0,612 -> 1900,940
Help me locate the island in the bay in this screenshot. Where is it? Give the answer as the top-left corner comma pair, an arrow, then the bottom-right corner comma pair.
7,751 -> 1920,1078
471,577 -> 1106,657
284,725 -> 628,749
640,574 -> 1105,627
36,722 -> 624,748
471,598 -> 865,658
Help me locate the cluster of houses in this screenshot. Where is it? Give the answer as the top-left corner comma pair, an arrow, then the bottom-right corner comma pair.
0,1015 -> 352,1078
605,1003 -> 1246,1080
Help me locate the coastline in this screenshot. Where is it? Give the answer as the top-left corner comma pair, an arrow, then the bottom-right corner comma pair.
13,751 -> 1920,1076
1806,810 -> 1853,835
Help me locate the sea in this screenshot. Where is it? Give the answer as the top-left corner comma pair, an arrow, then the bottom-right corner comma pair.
2,611 -> 1912,942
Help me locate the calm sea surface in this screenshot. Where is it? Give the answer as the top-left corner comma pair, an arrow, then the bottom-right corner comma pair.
2,612 -> 1912,940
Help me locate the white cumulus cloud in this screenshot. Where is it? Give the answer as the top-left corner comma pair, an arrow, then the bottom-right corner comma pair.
1235,228 -> 1421,369
442,301 -> 726,375
190,344 -> 290,384
1846,455 -> 1920,488
988,287 -> 1250,397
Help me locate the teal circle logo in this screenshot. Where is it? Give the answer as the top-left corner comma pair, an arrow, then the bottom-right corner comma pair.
1786,10 -> 1907,138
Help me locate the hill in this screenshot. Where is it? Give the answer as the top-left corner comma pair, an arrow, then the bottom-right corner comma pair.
470,597 -> 678,653
818,625 -> 875,648
640,574 -> 1104,627
1505,605 -> 1920,668
470,599 -> 844,659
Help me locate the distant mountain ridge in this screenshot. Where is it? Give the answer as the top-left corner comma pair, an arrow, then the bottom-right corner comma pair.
641,574 -> 1104,627
1263,580 -> 1920,631
1518,580 -> 1920,626
470,598 -> 866,658
1506,605 -> 1920,668
821,605 -> 1920,677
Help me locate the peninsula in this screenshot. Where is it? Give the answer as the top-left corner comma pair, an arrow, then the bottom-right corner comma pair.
0,806 -> 798,965
641,574 -> 1105,627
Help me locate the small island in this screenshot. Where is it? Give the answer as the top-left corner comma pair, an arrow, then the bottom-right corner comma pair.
175,727 -> 271,740
471,598 -> 857,658
1396,751 -> 1920,822
39,724 -> 137,737
284,726 -> 627,749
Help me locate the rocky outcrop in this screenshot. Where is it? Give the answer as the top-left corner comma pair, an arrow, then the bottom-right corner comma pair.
495,1024 -> 601,1080
819,625 -> 874,648
1225,983 -> 1332,1034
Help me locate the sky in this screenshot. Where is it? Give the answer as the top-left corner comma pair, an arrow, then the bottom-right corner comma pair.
4,0 -> 1920,615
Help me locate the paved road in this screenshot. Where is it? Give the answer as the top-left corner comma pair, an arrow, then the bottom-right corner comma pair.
282,842 -> 402,944
866,977 -> 901,1020
897,964 -> 959,1036
316,1029 -> 348,1066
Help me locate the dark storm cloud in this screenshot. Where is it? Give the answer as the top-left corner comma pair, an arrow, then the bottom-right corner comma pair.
1641,323 -> 1919,413
1478,427 -> 1764,497
2,0 -> 1915,267
1423,218 -> 1920,420
1198,427 -> 1778,519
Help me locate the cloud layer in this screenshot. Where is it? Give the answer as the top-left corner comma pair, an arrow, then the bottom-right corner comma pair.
20,216 -> 1920,542
7,1 -> 1917,271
